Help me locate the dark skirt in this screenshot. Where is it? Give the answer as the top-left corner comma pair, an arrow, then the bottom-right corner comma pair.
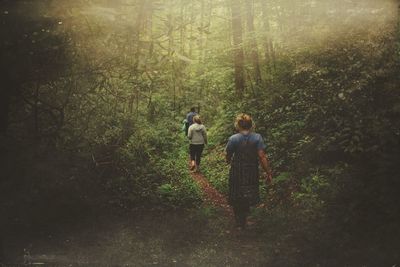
228,142 -> 260,206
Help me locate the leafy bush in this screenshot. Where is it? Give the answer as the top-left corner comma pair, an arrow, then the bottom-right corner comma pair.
155,144 -> 202,208
87,118 -> 201,209
212,27 -> 400,261
202,145 -> 230,194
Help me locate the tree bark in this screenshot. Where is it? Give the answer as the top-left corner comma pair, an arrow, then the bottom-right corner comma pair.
189,1 -> 195,59
0,82 -> 11,135
245,0 -> 262,86
261,0 -> 276,71
180,0 -> 186,55
167,3 -> 176,112
133,0 -> 146,71
196,0 -> 208,65
230,0 -> 245,97
34,82 -> 40,139
145,0 -> 154,58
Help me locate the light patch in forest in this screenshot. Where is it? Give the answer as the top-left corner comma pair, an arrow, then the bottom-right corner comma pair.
81,5 -> 118,22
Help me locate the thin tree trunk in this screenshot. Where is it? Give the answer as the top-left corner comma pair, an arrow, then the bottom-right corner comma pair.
245,0 -> 262,86
396,0 -> 400,105
396,0 -> 400,64
168,4 -> 176,112
129,1 -> 146,117
144,1 -> 154,117
129,90 -> 134,114
133,0 -> 146,71
261,0 -> 276,71
136,87 -> 139,119
230,0 -> 245,97
189,1 -> 194,59
199,0 -> 205,63
203,1 -> 212,63
145,0 -> 154,58
199,1 -> 213,99
34,82 -> 40,139
168,12 -> 174,57
0,80 -> 12,135
180,0 -> 185,55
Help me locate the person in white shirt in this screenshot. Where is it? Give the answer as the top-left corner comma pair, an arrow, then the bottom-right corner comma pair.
187,115 -> 208,172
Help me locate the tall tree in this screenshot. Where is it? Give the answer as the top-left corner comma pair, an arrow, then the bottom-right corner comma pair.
230,0 -> 245,96
129,0 -> 146,116
180,0 -> 186,55
188,1 -> 195,59
261,0 -> 276,71
245,0 -> 262,86
145,0 -> 154,58
133,0 -> 146,71
167,1 -> 177,112
199,0 -> 205,62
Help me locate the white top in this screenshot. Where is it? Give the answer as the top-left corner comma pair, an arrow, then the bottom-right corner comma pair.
188,123 -> 207,145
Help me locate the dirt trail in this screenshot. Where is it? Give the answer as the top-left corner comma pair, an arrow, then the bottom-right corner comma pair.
190,169 -> 266,232
191,171 -> 233,217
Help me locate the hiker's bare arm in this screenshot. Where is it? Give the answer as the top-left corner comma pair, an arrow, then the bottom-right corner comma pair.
258,150 -> 272,182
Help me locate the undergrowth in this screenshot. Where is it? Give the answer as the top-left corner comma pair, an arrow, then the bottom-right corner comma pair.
155,137 -> 203,209
202,144 -> 229,195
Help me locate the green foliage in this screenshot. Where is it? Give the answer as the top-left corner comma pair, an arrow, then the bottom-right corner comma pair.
202,145 -> 230,195
54,108 -> 200,210
273,172 -> 291,183
201,25 -> 400,264
293,172 -> 330,217
155,144 -> 202,208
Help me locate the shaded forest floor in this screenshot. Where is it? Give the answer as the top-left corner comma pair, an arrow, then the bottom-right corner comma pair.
2,147 -> 398,266
2,181 -> 396,266
3,209 -> 273,266
2,169 -> 302,266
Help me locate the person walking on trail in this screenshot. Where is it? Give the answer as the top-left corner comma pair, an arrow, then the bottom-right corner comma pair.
188,115 -> 207,172
184,107 -> 197,136
225,113 -> 272,229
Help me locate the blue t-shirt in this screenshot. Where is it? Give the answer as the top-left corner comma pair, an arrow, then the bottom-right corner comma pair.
226,132 -> 266,156
186,112 -> 197,125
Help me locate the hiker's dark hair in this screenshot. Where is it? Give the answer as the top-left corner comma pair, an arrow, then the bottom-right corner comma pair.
190,107 -> 196,112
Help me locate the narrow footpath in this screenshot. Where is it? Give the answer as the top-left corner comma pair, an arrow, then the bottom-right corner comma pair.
190,171 -> 233,217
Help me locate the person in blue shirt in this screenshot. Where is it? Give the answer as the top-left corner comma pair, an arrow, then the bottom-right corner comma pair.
225,113 -> 272,229
184,107 -> 197,136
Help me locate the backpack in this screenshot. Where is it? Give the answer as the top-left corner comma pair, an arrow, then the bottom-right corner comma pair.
182,119 -> 189,135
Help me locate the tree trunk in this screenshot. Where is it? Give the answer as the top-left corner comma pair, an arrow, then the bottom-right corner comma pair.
168,4 -> 176,112
230,0 -> 245,97
203,1 -> 212,63
245,0 -> 262,86
145,0 -> 154,58
34,82 -> 40,139
261,0 -> 276,71
199,0 -> 205,63
396,0 -> 400,65
136,86 -> 140,119
133,0 -> 146,71
180,0 -> 185,55
0,83 -> 11,135
189,1 -> 195,59
396,0 -> 400,110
